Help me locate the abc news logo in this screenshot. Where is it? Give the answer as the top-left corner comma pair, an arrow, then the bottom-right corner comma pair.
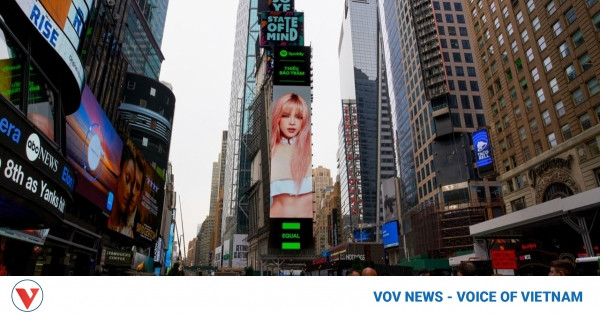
11,279 -> 44,312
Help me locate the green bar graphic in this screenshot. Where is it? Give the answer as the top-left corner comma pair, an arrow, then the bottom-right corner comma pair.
282,222 -> 300,230
282,242 -> 301,250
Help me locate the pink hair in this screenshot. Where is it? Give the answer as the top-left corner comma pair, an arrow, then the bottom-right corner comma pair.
271,93 -> 312,190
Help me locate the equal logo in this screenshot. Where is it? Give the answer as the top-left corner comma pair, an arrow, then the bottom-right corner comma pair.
11,279 -> 44,312
26,133 -> 59,173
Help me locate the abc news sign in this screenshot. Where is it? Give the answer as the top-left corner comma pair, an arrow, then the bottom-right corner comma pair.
0,104 -> 74,216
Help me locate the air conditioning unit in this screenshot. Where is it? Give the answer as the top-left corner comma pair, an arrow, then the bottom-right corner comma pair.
106,0 -> 115,7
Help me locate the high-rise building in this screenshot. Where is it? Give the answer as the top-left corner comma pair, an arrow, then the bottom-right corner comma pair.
312,166 -> 333,253
338,0 -> 396,243
198,215 -> 214,266
466,0 -> 600,264
379,0 -> 501,259
222,0 -> 260,266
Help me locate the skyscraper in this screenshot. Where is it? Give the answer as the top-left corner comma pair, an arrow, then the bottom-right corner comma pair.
222,0 -> 260,267
466,0 -> 600,262
379,0 -> 501,258
338,0 -> 396,242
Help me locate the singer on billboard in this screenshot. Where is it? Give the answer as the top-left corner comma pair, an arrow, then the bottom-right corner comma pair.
270,93 -> 312,218
107,144 -> 145,237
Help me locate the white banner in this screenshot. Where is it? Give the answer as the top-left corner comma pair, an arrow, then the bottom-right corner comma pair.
0,277 -> 598,314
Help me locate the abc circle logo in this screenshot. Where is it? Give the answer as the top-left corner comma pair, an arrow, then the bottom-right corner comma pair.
26,133 -> 41,162
12,279 -> 44,312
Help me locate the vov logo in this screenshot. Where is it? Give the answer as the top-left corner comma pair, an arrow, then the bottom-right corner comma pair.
11,280 -> 43,312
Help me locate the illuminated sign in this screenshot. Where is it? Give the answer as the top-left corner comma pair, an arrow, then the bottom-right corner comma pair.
490,249 -> 517,269
273,46 -> 311,86
382,221 -> 400,249
15,0 -> 89,89
104,248 -> 133,266
473,129 -> 492,168
258,0 -> 295,13
381,177 -> 398,223
260,11 -> 304,47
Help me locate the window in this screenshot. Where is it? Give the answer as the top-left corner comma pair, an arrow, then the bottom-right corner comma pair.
544,56 -> 553,72
565,7 -> 577,25
500,140 -> 507,152
590,0 -> 599,7
530,118 -> 539,133
497,34 -> 504,46
547,1 -> 557,15
457,14 -> 466,23
580,53 -> 592,71
572,29 -> 584,47
517,11 -> 524,24
559,42 -> 570,58
443,1 -> 451,10
504,115 -> 510,128
515,58 -> 523,71
439,26 -> 446,35
573,88 -> 585,105
472,8 -> 478,18
453,52 -> 462,62
526,48 -> 535,62
555,101 -> 566,117
495,17 -> 501,29
594,12 -> 600,30
596,106 -> 600,120
446,14 -> 454,23
491,2 -> 497,12
477,114 -> 486,127
553,21 -> 563,36
449,26 -> 457,36
531,68 -> 540,82
462,40 -> 471,49
511,155 -> 519,168
532,17 -> 541,32
525,97 -> 533,112
520,78 -> 528,91
467,66 -> 476,77
580,113 -> 592,130
548,133 -> 558,148
503,6 -> 509,18
465,53 -> 474,63
527,0 -> 535,12
474,96 -> 483,109
521,30 -> 529,43
524,147 -> 532,160
434,1 -> 441,9
451,113 -> 462,127
458,80 -> 468,91
502,50 -> 508,63
538,36 -> 546,51
549,78 -> 559,94
436,13 -> 443,22
484,29 -> 490,40
506,69 -> 513,80
470,81 -> 480,91
519,126 -> 527,140
507,23 -> 514,36
562,124 -> 572,140
455,66 -> 464,76
449,39 -> 457,49
587,78 -> 600,96
542,110 -> 551,125
510,87 -> 518,99
512,40 -> 519,53
588,139 -> 600,157
149,87 -> 156,97
461,95 -> 470,109
565,64 -> 577,81
535,140 -> 544,155
536,88 -> 546,103
515,106 -> 522,119
464,114 -> 474,128
446,66 -> 452,76
496,121 -> 503,133
492,103 -> 499,115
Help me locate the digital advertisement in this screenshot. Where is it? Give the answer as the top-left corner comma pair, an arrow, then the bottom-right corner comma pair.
472,129 -> 494,177
260,11 -> 304,47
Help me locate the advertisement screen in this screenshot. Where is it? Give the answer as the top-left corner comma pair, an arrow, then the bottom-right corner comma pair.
66,86 -> 123,212
232,234 -> 248,268
382,221 -> 400,249
270,85 -> 312,219
473,129 -> 493,168
381,177 -> 398,223
258,0 -> 295,13
273,46 -> 311,86
260,11 -> 304,47
353,227 -> 376,242
67,86 -> 163,242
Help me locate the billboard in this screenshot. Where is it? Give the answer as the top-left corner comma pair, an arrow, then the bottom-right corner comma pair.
66,86 -> 163,242
381,177 -> 398,223
223,239 -> 231,267
214,245 -> 222,268
273,46 -> 311,86
15,0 -> 93,89
258,0 -> 295,13
232,234 -> 248,268
382,221 -> 400,249
260,11 -> 304,47
472,129 -> 495,176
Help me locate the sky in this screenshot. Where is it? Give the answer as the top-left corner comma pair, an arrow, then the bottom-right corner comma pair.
159,0 -> 346,246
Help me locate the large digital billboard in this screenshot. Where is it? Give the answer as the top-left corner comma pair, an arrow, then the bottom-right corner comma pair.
381,177 -> 398,223
258,0 -> 295,13
260,11 -> 304,47
382,221 -> 400,249
472,129 -> 495,177
273,46 -> 311,86
66,86 -> 163,242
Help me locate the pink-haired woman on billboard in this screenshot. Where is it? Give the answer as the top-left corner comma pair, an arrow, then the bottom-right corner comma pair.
270,93 -> 312,218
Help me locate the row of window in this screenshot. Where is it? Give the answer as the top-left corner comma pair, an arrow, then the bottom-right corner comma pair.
433,1 -> 463,12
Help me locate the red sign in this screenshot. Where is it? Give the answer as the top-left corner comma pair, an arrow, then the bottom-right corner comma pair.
491,249 -> 517,269
312,257 -> 327,265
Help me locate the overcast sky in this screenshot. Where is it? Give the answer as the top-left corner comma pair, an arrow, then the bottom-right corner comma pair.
159,0 -> 345,246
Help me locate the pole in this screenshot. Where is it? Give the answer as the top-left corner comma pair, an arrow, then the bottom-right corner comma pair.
179,194 -> 186,263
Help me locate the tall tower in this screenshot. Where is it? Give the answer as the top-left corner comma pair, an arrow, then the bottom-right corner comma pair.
466,0 -> 600,261
338,0 -> 396,242
222,0 -> 260,267
379,0 -> 500,258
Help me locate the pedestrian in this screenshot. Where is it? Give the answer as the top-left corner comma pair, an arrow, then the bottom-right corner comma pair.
361,267 -> 377,276
346,269 -> 360,276
548,259 -> 575,276
457,261 -> 477,276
